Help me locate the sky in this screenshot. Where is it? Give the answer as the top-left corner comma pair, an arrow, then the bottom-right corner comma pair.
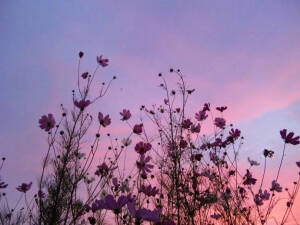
0,0 -> 300,224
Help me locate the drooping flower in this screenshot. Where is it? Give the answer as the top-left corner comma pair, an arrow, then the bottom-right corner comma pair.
191,123 -> 201,133
74,99 -> 91,111
120,109 -> 131,121
39,114 -> 56,132
214,117 -> 226,129
127,201 -> 161,222
195,110 -> 208,121
243,170 -> 257,185
98,112 -> 111,127
135,142 -> 152,155
136,155 -> 154,178
271,180 -> 282,192
280,129 -> 300,145
248,157 -> 260,166
216,106 -> 227,112
140,185 -> 159,197
133,124 -> 143,135
96,55 -> 109,67
16,182 -> 32,193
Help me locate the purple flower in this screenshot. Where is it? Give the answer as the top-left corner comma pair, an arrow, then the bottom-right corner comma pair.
191,123 -> 201,133
74,99 -> 91,111
96,55 -> 109,67
280,129 -> 300,145
228,128 -> 241,140
203,103 -> 210,111
16,182 -> 32,193
95,162 -> 115,177
135,142 -> 152,155
0,180 -> 8,189
98,112 -> 111,127
39,114 -> 56,132
214,117 -> 226,129
296,161 -> 300,168
216,106 -> 227,112
93,194 -> 130,214
127,201 -> 161,222
120,109 -> 131,121
133,124 -> 143,135
136,155 -> 154,179
140,185 -> 159,197
182,119 -> 192,129
243,170 -> 257,185
195,110 -> 208,121
271,180 -> 282,192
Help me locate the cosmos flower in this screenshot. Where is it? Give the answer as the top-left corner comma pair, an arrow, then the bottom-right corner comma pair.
243,170 -> 257,185
195,110 -> 208,121
133,124 -> 143,135
39,114 -> 56,132
228,128 -> 241,140
92,194 -> 131,214
140,184 -> 159,197
248,157 -> 260,166
214,117 -> 226,129
98,112 -> 111,127
136,155 -> 154,178
191,123 -> 201,133
127,201 -> 161,222
120,109 -> 131,121
216,106 -> 227,112
96,55 -> 109,67
74,99 -> 91,111
16,182 -> 32,193
271,180 -> 282,192
280,129 -> 300,145
135,142 -> 152,155
182,119 -> 192,129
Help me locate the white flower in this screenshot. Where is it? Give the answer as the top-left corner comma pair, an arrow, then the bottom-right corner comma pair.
248,157 -> 260,166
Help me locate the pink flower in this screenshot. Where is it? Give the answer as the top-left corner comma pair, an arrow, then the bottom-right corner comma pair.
195,110 -> 208,121
96,55 -> 109,67
133,124 -> 143,135
243,170 -> 257,185
136,155 -> 154,178
216,106 -> 227,112
271,180 -> 282,192
127,201 -> 161,222
98,112 -> 111,127
16,182 -> 32,193
39,114 -> 56,132
74,99 -> 91,111
120,109 -> 131,121
135,142 -> 152,155
140,184 -> 159,197
214,117 -> 226,129
191,123 -> 201,133
182,119 -> 192,129
280,129 -> 300,145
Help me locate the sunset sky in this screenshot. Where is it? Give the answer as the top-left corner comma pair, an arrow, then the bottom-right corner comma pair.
1,1 -> 300,224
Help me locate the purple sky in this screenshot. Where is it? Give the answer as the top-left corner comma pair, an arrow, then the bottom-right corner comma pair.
1,1 -> 300,223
